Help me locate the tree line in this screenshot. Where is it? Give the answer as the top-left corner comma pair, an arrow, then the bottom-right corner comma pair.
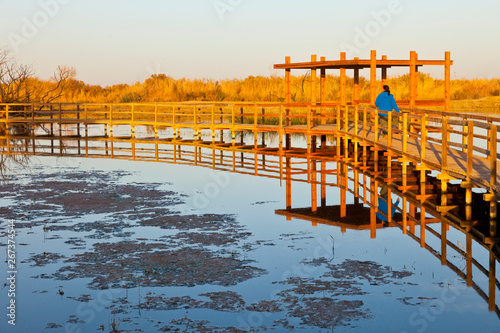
2,50 -> 499,104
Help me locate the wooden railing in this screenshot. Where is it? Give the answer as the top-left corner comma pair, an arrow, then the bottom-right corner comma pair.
1,102 -> 499,197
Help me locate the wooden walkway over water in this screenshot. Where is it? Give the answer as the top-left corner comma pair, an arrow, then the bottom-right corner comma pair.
1,101 -> 499,240
1,102 -> 499,197
2,50 -> 499,315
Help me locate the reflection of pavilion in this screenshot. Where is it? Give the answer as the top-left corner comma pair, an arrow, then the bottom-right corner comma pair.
276,203 -> 389,231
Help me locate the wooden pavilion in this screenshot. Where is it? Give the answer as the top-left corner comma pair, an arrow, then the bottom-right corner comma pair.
274,50 -> 453,110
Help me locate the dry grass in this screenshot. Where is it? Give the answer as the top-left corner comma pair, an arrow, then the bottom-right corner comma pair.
6,73 -> 500,115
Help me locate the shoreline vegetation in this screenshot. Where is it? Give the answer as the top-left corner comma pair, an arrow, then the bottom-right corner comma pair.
13,74 -> 500,114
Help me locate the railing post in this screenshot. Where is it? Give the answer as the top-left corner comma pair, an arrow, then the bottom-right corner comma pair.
307,105 -> 311,131
466,120 -> 474,221
403,112 -> 408,155
336,105 -> 341,157
231,104 -> 235,146
344,107 -> 349,161
211,105 -> 215,144
261,107 -> 266,147
32,103 -> 36,136
442,116 -> 448,170
354,105 -> 359,138
211,105 -> 215,126
59,103 -> 62,137
374,112 -> 379,144
153,104 -> 158,138
253,104 -> 258,149
438,115 -> 450,251
462,117 -> 467,153
489,125 -> 497,237
421,114 -> 427,161
363,108 -> 367,140
344,106 -> 348,134
387,111 -> 392,147
109,104 -> 114,137
131,104 -> 135,138
84,104 -> 88,139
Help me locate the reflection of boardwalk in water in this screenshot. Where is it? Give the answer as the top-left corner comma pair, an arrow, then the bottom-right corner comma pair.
1,133 -> 499,316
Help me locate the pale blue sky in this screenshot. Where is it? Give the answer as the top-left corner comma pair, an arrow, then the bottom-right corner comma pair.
1,0 -> 499,86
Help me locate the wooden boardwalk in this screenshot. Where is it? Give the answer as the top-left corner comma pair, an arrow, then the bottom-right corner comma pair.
0,102 -> 499,238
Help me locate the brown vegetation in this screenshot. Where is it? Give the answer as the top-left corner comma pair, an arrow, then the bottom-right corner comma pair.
1,49 -> 500,108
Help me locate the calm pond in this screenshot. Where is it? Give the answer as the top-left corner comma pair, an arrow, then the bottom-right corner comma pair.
0,133 -> 499,332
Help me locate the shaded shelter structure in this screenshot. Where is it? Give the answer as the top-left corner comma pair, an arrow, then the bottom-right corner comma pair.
274,50 -> 452,109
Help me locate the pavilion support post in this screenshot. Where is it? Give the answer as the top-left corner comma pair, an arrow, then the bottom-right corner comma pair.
340,52 -> 347,106
370,50 -> 377,105
413,52 -> 419,105
445,51 -> 451,112
410,51 -> 417,109
381,55 -> 387,85
353,59 -> 360,104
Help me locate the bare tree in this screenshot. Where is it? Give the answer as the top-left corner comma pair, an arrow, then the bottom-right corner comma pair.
0,49 -> 34,103
0,48 -> 76,104
0,49 -> 76,177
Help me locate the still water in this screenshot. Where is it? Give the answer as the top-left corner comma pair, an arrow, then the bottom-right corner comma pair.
0,133 -> 499,332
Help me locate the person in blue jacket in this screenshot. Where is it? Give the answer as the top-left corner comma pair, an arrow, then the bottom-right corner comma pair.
376,185 -> 400,227
375,85 -> 400,137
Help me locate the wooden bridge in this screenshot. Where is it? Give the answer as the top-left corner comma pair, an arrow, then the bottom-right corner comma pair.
0,50 -> 499,311
1,101 -> 499,212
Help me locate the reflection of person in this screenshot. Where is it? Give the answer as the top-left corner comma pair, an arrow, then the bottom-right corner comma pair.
375,85 -> 400,137
376,185 -> 400,226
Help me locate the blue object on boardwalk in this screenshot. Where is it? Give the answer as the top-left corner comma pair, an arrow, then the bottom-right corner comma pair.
375,92 -> 400,116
